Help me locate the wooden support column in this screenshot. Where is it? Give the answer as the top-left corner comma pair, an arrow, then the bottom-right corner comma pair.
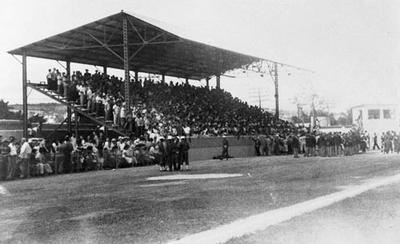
103,66 -> 107,75
206,77 -> 210,89
66,61 -> 72,135
22,52 -> 28,138
74,111 -> 78,140
135,71 -> 138,82
123,15 -> 130,113
161,74 -> 165,83
185,78 -> 189,85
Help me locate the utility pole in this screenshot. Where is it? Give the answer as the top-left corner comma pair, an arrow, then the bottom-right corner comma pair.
273,62 -> 279,121
311,94 -> 317,129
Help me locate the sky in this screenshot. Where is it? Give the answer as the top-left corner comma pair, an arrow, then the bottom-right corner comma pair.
0,0 -> 399,114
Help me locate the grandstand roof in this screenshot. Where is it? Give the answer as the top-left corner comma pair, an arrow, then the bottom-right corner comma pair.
8,11 -> 262,80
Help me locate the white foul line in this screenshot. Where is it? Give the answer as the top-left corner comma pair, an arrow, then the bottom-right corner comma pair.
147,174 -> 243,181
167,173 -> 400,244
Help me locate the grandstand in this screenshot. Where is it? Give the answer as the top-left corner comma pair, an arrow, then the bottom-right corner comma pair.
8,11 -> 291,139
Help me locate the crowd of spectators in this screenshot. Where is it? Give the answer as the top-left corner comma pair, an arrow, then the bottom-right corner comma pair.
0,68 -> 299,181
45,68 -> 293,138
0,132 -> 191,180
0,68 -> 390,181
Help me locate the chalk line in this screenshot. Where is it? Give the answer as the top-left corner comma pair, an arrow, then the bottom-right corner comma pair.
167,173 -> 400,244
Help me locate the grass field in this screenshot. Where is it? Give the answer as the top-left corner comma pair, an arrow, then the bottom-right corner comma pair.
1,152 -> 400,244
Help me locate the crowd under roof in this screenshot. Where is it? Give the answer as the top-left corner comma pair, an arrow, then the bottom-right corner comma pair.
9,11 -> 263,80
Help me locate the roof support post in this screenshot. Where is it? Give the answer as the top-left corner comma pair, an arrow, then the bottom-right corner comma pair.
135,71 -> 138,82
206,77 -> 210,89
103,66 -> 107,75
74,111 -> 78,144
66,61 -> 72,135
161,74 -> 165,84
123,15 -> 130,113
22,52 -> 28,138
273,62 -> 279,120
185,78 -> 189,85
216,75 -> 220,89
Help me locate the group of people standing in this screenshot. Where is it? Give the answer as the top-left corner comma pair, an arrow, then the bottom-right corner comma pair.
252,129 -> 369,158
374,131 -> 400,154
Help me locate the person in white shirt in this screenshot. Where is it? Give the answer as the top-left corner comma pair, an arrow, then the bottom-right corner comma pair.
19,138 -> 32,178
113,102 -> 121,126
77,83 -> 86,106
70,134 -> 77,150
46,69 -> 53,91
62,73 -> 69,98
57,71 -> 63,94
120,103 -> 126,128
104,96 -> 111,121
86,87 -> 93,111
103,138 -> 111,151
6,137 -> 18,180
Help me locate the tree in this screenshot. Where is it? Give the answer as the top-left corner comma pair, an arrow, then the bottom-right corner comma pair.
0,99 -> 22,120
336,110 -> 352,126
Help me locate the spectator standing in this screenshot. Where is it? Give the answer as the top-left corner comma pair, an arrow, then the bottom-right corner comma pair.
159,137 -> 168,171
57,70 -> 63,94
120,103 -> 126,128
253,136 -> 261,156
290,133 -> 300,158
221,136 -> 229,160
53,140 -> 63,174
113,101 -> 121,127
0,137 -> 10,180
86,87 -> 93,112
46,69 -> 53,90
62,137 -> 73,173
19,138 -> 32,178
179,136 -> 190,170
50,68 -> 57,90
62,73 -> 69,98
372,133 -> 380,150
7,137 -> 18,180
136,114 -> 145,137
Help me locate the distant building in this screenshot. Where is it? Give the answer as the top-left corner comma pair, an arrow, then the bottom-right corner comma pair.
351,104 -> 400,139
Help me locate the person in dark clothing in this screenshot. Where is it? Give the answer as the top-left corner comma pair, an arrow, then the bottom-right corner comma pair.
253,136 -> 261,156
158,137 -> 167,171
333,133 -> 342,156
327,133 -> 334,157
317,134 -> 326,157
170,137 -> 180,171
290,133 -> 300,158
305,134 -> 312,157
165,136 -> 175,171
179,137 -> 190,170
62,137 -> 74,173
0,138 -> 10,180
372,133 -> 380,150
310,133 -> 317,156
221,136 -> 229,160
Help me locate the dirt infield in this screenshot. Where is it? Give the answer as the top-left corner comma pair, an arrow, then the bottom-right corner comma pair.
1,152 -> 400,243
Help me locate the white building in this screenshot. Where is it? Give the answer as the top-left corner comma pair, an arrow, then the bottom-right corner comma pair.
351,104 -> 400,140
